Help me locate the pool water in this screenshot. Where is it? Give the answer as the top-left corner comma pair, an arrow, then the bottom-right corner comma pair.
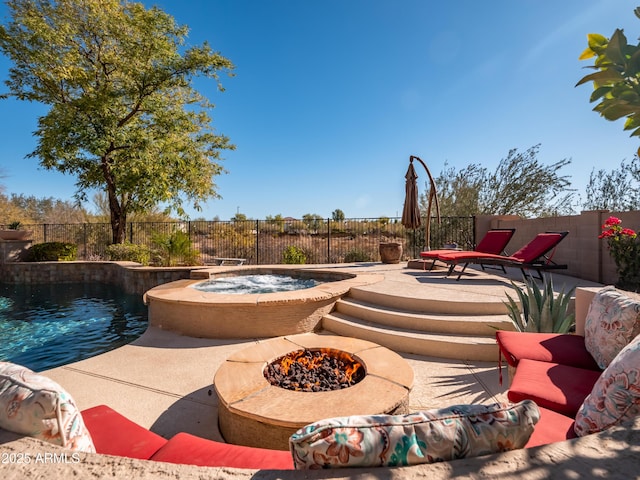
0,283 -> 148,372
192,274 -> 320,294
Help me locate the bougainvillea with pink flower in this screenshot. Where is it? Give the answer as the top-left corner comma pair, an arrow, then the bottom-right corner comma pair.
599,216 -> 640,292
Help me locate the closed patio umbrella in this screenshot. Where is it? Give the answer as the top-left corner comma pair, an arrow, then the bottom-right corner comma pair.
401,162 -> 421,230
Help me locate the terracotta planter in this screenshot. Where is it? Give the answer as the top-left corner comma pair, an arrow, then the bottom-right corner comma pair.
379,242 -> 403,264
0,230 -> 33,241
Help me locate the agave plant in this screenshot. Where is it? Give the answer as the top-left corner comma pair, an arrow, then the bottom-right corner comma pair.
503,274 -> 575,333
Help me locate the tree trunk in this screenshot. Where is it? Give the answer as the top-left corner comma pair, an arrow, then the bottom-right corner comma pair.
106,184 -> 126,244
102,154 -> 127,244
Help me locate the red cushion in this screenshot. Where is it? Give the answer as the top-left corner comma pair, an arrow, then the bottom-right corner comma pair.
81,405 -> 167,460
150,432 -> 294,470
420,248 -> 457,259
496,331 -> 601,370
474,229 -> 515,254
510,233 -> 565,263
508,359 -> 602,417
525,406 -> 577,448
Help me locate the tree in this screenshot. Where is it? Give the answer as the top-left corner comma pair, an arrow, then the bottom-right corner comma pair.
302,213 -> 323,232
231,212 -> 247,222
6,193 -> 87,224
422,145 -> 575,218
0,0 -> 234,243
331,209 -> 345,222
584,156 -> 640,211
576,8 -> 640,155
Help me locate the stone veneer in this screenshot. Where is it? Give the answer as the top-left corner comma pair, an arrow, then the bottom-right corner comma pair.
0,260 -> 201,295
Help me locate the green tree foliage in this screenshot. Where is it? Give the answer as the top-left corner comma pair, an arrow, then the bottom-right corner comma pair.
584,156 -> 640,211
332,209 -> 345,222
231,212 -> 248,222
302,213 -> 323,232
422,145 -> 574,218
577,9 -> 640,155
0,193 -> 87,225
0,0 -> 234,243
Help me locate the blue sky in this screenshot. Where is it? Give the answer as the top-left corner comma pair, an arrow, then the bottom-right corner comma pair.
0,0 -> 638,221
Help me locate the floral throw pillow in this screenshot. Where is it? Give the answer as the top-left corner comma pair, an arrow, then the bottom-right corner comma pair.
584,286 -> 640,369
574,334 -> 640,436
289,400 -> 539,469
0,362 -> 95,452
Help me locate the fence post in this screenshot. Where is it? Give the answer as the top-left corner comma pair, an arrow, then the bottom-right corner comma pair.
255,220 -> 259,265
327,218 -> 331,263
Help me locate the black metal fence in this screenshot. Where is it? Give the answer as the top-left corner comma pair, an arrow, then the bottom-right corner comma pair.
7,217 -> 475,264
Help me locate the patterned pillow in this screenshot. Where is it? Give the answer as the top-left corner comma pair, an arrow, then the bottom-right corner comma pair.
289,400 -> 539,469
0,362 -> 95,452
574,334 -> 640,436
584,286 -> 640,369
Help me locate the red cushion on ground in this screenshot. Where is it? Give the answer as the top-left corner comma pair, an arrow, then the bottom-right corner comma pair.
496,331 -> 601,370
507,359 -> 602,417
150,432 -> 294,470
525,406 -> 577,448
81,405 -> 167,460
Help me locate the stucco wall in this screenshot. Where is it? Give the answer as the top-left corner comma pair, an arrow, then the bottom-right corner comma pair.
476,210 -> 640,285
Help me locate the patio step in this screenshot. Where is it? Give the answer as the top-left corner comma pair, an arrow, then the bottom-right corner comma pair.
321,296 -> 515,362
333,298 -> 512,336
347,285 -> 509,316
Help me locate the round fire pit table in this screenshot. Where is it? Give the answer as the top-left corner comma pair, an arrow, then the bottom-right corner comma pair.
214,333 -> 414,451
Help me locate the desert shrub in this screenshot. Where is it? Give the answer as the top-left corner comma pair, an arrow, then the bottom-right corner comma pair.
282,245 -> 307,264
343,248 -> 373,263
106,242 -> 151,265
27,242 -> 77,261
151,230 -> 200,266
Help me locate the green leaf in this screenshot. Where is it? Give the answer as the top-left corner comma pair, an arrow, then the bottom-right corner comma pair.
590,86 -> 613,102
601,103 -> 639,121
576,69 -> 624,87
606,29 -> 629,65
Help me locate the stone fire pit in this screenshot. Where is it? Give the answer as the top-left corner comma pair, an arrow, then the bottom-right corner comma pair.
214,333 -> 414,451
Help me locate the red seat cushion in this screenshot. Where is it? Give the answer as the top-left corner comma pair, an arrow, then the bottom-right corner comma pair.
508,359 -> 602,417
150,432 -> 294,470
420,248 -> 457,259
525,406 -> 577,448
496,331 -> 601,370
81,405 -> 167,460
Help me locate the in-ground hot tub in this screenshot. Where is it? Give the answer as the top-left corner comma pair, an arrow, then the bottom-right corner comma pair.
144,266 -> 382,338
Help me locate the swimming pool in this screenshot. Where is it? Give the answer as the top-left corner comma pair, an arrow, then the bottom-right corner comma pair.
0,282 -> 147,372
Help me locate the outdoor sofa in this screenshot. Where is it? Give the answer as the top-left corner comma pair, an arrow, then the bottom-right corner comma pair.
496,285 -> 640,447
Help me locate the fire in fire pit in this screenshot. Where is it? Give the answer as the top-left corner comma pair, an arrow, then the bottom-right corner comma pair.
264,348 -> 365,392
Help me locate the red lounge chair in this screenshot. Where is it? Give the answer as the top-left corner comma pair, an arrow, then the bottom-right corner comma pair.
438,231 -> 569,281
419,228 -> 516,270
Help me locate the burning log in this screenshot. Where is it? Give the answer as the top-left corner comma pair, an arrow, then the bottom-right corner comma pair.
264,348 -> 365,392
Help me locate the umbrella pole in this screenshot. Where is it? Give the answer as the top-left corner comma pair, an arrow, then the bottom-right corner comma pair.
409,156 -> 440,251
